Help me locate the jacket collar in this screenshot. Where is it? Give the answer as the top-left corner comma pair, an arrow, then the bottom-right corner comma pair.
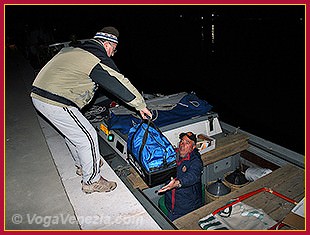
89,39 -> 108,56
176,149 -> 191,165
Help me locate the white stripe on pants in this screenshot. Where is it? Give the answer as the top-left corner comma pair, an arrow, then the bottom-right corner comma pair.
32,98 -> 101,184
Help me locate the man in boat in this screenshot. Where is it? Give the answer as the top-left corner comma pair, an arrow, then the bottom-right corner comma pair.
158,132 -> 203,221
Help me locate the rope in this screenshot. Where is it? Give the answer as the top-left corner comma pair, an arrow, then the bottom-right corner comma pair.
84,105 -> 106,122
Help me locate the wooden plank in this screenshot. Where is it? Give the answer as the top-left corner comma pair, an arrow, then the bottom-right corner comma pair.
241,150 -> 280,171
126,167 -> 149,190
173,164 -> 304,230
201,132 -> 249,166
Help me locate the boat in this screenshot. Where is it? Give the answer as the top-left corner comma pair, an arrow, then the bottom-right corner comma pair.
82,90 -> 305,230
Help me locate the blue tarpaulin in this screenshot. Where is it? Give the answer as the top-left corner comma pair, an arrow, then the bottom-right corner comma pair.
108,92 -> 213,134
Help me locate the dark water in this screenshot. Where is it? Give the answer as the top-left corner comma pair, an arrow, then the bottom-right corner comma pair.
6,5 -> 305,154
116,6 -> 305,155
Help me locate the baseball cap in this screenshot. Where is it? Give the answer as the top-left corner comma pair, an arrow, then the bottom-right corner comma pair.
179,132 -> 197,144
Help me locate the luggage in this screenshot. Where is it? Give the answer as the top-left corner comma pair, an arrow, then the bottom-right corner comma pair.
108,92 -> 213,135
127,119 -> 177,187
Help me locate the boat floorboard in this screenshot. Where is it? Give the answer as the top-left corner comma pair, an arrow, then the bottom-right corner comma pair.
173,164 -> 305,230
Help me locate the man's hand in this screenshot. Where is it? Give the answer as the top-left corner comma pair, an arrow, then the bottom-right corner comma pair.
157,177 -> 180,193
139,107 -> 152,120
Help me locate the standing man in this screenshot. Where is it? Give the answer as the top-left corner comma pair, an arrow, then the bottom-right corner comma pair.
30,26 -> 152,194
158,132 -> 203,221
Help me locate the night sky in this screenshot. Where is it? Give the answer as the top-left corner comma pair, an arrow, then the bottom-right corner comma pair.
5,5 -> 305,154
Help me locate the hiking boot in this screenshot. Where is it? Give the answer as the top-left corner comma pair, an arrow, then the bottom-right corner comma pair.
76,159 -> 103,176
82,177 -> 117,194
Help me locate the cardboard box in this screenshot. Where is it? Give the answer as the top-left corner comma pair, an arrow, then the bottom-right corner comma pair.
282,198 -> 305,230
196,134 -> 216,154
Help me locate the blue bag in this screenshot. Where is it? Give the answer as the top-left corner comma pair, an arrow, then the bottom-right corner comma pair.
109,92 -> 213,135
127,119 -> 177,187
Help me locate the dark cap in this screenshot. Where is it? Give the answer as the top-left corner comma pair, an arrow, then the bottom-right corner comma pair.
100,26 -> 119,37
179,132 -> 197,144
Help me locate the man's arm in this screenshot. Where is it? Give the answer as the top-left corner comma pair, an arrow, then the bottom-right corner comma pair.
90,63 -> 147,111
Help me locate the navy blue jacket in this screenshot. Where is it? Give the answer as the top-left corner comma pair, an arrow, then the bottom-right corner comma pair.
164,148 -> 203,221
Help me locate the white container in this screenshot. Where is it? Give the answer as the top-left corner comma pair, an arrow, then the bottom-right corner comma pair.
245,167 -> 272,181
196,134 -> 216,154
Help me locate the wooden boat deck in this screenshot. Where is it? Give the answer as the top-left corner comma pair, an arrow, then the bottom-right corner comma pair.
173,164 -> 305,230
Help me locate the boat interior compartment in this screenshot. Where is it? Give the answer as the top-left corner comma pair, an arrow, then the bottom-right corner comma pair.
85,92 -> 305,230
